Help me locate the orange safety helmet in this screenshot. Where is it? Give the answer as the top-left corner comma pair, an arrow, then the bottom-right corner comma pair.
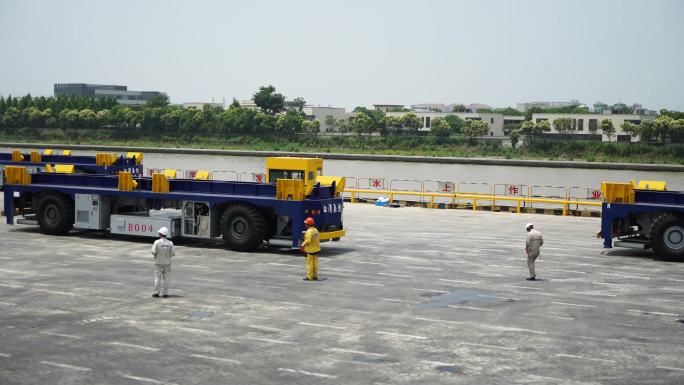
304,217 -> 315,226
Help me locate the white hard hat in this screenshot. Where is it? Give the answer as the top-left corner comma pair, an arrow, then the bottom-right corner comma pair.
158,227 -> 169,236
525,223 -> 534,230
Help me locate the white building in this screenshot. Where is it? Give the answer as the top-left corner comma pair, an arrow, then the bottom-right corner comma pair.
302,106 -> 349,132
385,111 -> 505,137
516,100 -> 581,112
183,102 -> 224,109
531,113 -> 656,142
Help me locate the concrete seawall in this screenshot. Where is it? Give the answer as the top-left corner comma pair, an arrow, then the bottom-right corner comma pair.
3,142 -> 684,171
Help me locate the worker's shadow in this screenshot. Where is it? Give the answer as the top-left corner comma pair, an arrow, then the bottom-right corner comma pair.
265,245 -> 356,258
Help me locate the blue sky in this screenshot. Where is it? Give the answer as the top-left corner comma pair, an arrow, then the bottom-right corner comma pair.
1,0 -> 682,110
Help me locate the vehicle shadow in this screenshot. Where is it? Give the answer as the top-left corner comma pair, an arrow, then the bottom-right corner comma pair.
601,248 -> 682,262
7,227 -> 356,255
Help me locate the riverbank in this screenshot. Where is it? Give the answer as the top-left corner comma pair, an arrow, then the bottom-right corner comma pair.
4,141 -> 684,172
2,131 -> 683,166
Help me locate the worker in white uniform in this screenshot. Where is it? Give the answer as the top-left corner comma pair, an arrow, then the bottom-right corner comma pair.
151,226 -> 175,297
525,223 -> 544,281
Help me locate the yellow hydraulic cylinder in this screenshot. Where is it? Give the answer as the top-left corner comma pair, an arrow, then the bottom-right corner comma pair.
54,165 -> 75,174
30,151 -> 41,163
194,170 -> 211,180
11,150 -> 24,162
152,173 -> 170,193
126,152 -> 144,165
118,171 -> 138,191
276,179 -> 305,200
96,153 -> 117,166
4,166 -> 31,185
636,180 -> 667,191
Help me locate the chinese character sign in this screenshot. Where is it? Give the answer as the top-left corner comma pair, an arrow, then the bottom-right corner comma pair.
370,178 -> 384,189
438,182 -> 455,193
507,184 -> 521,196
591,189 -> 602,199
255,173 -> 265,183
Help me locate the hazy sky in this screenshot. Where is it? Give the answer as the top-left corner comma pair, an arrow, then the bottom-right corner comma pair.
1,0 -> 683,110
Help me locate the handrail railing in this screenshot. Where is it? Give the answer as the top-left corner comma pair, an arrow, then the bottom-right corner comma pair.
345,188 -> 601,216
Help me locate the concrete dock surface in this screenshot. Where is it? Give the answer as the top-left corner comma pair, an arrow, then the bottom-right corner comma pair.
0,203 -> 682,385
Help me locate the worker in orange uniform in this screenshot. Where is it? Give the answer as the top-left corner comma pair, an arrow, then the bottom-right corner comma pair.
301,217 -> 321,281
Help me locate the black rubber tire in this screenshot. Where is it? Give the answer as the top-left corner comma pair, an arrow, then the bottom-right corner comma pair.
220,203 -> 266,252
37,193 -> 74,235
649,212 -> 684,261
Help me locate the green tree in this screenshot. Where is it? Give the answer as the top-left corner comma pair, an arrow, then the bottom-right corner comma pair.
552,117 -> 573,137
451,104 -> 468,112
601,119 -> 615,142
524,106 -> 544,121
621,121 -> 639,141
671,119 -> 684,143
161,108 -> 182,131
353,107 -> 386,133
385,116 -> 403,135
79,109 -> 98,129
654,115 -> 673,143
0,97 -> 7,116
333,117 -> 348,133
349,113 -> 374,137
42,108 -> 57,127
430,118 -> 451,137
96,109 -> 111,127
275,110 -> 304,135
146,94 -> 170,108
302,119 -> 320,134
253,85 -> 285,115
443,114 -> 464,135
289,97 -> 306,112
253,111 -> 276,134
637,120 -> 655,142
401,113 -> 422,133
3,107 -> 23,127
537,119 -> 551,134
24,107 -> 44,128
18,94 -> 31,110
461,119 -> 489,143
509,129 -> 521,148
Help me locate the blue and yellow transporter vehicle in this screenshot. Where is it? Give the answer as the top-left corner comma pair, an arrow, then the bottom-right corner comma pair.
0,149 -> 143,189
600,180 -> 684,261
2,157 -> 345,251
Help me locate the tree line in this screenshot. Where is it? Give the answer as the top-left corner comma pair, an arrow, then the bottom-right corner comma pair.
0,85 -> 490,141
1,86 -> 682,144
0,86 -> 321,136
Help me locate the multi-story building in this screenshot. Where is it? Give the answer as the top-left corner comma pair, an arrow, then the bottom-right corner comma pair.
54,83 -> 165,105
182,102 -> 224,109
373,104 -> 406,112
531,113 -> 656,142
516,100 -> 581,112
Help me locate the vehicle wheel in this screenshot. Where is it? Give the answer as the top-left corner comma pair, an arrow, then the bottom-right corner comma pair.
37,193 -> 74,235
649,212 -> 684,261
220,203 -> 266,252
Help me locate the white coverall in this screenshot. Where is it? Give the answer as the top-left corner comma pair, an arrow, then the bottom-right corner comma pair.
151,237 -> 175,296
525,228 -> 544,278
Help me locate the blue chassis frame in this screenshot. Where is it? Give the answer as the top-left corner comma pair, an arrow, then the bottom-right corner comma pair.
601,189 -> 684,249
3,173 -> 343,248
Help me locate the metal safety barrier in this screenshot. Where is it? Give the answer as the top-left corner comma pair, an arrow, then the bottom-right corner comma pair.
344,188 -> 601,216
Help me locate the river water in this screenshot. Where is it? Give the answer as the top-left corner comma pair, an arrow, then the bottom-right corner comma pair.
4,147 -> 683,191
